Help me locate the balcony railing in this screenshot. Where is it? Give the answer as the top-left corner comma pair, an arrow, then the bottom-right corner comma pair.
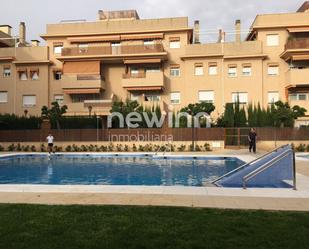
122,72 -> 146,79
61,74 -> 105,90
285,38 -> 309,50
285,68 -> 309,87
61,44 -> 165,57
122,71 -> 164,89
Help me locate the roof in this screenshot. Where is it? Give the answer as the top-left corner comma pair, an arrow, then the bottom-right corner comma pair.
297,1 -> 309,12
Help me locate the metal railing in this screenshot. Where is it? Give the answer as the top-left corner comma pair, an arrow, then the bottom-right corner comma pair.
285,38 -> 309,50
122,72 -> 146,79
242,148 -> 296,190
77,74 -> 104,81
212,145 -> 290,186
61,44 -> 165,57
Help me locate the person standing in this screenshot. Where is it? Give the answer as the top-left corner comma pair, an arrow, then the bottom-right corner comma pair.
46,133 -> 55,154
248,128 -> 257,153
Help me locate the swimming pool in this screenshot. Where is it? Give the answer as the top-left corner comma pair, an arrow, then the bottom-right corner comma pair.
0,154 -> 244,186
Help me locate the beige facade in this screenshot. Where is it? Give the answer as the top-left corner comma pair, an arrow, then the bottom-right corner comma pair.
0,3 -> 309,126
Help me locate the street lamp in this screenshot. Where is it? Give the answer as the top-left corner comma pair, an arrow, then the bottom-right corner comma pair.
88,106 -> 92,117
96,116 -> 100,144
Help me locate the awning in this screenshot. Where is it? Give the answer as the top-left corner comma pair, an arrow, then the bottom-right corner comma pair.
63,88 -> 101,94
292,54 -> 309,61
0,56 -> 14,61
287,27 -> 309,33
16,67 -> 27,72
52,67 -> 63,72
125,86 -> 163,91
68,35 -> 121,43
121,33 -> 164,41
124,58 -> 161,64
63,61 -> 100,74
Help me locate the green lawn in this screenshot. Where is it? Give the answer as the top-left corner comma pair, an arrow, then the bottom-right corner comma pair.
0,204 -> 309,249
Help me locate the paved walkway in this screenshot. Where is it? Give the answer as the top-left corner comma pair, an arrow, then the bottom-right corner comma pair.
0,151 -> 308,211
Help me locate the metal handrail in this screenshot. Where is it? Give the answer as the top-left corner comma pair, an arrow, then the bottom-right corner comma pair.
212,144 -> 289,185
242,148 -> 296,189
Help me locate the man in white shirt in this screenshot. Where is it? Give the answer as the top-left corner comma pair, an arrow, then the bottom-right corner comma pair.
46,134 -> 55,154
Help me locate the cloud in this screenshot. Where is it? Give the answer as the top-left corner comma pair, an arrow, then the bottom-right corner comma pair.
0,0 -> 304,42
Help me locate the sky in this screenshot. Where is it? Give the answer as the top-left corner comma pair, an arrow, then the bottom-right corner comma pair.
0,0 -> 305,43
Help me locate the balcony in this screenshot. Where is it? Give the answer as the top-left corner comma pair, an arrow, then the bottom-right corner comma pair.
285,38 -> 309,50
59,44 -> 167,61
64,94 -> 116,116
61,74 -> 106,93
122,71 -> 164,91
285,68 -> 309,88
281,38 -> 309,61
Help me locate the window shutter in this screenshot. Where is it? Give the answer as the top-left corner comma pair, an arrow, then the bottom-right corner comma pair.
0,92 -> 8,103
23,95 -> 36,107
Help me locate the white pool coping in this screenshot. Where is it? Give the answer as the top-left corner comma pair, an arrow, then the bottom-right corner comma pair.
0,152 -> 308,210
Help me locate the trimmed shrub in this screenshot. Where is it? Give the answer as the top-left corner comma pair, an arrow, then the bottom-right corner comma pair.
0,114 -> 42,130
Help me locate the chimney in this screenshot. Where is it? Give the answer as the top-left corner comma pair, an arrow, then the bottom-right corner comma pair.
31,40 -> 40,47
235,19 -> 241,42
194,20 -> 200,44
19,22 -> 26,45
0,25 -> 12,36
218,29 -> 225,43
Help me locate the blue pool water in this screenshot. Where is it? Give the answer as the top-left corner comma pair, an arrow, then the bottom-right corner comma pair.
0,155 -> 244,186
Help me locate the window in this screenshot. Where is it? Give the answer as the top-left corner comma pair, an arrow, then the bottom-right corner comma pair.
268,91 -> 279,104
268,65 -> 279,76
30,69 -> 39,80
130,93 -> 140,101
208,63 -> 218,75
170,65 -> 180,77
199,91 -> 214,103
18,69 -> 28,81
232,92 -> 248,104
267,34 -> 279,46
145,66 -> 160,73
169,37 -> 180,49
54,95 -> 64,106
3,66 -> 11,77
289,93 -> 308,101
71,94 -> 99,103
144,94 -> 160,102
0,92 -> 8,103
111,42 -> 121,54
53,45 -> 63,54
170,92 -> 181,104
23,95 -> 36,107
78,43 -> 88,53
228,66 -> 237,77
131,68 -> 139,75
194,63 -> 204,76
54,71 -> 62,80
144,40 -> 155,46
242,65 -> 252,76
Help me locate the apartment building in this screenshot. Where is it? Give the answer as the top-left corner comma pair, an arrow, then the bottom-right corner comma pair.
0,2 -> 309,126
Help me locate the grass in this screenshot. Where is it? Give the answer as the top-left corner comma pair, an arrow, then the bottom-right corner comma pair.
0,204 -> 309,249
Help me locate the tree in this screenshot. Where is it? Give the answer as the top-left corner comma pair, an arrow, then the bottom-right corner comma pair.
180,102 -> 215,127
239,107 -> 247,127
180,102 -> 215,151
272,101 -> 307,127
41,102 -> 68,129
222,103 -> 235,127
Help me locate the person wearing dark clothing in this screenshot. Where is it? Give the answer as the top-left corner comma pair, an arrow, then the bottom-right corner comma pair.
248,128 -> 257,153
